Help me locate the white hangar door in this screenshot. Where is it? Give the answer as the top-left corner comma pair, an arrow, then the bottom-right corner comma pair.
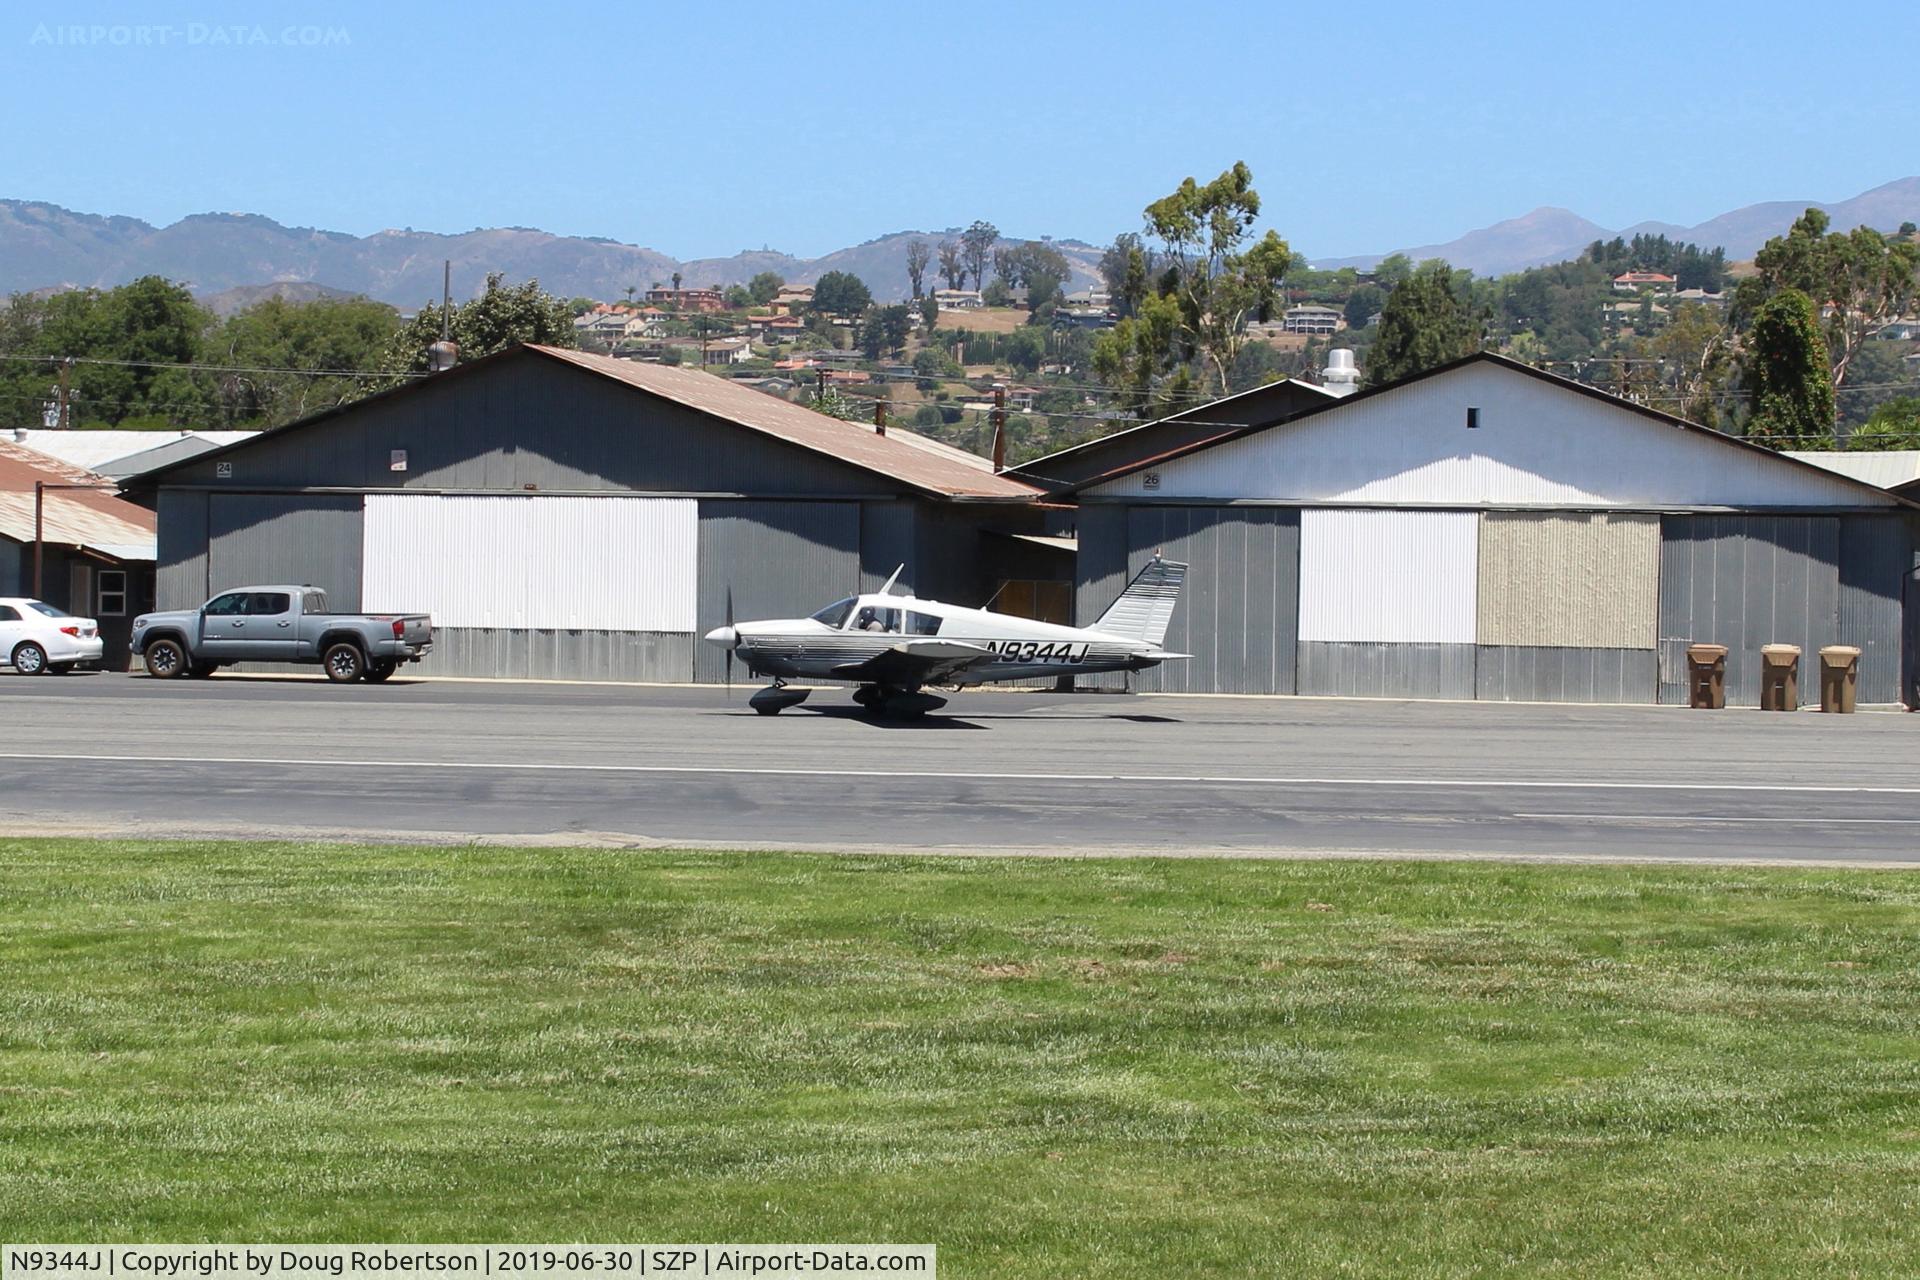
361,495 -> 698,679
1296,509 -> 1479,699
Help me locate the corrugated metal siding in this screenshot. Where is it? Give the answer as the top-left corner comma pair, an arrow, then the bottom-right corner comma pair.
1478,512 -> 1659,649
1657,515 -> 1840,707
0,540 -> 19,596
1297,642 -> 1477,699
695,500 -> 861,683
1121,506 -> 1299,694
860,501 -> 917,593
1476,646 -> 1658,704
156,489 -> 209,609
1837,515 -> 1911,705
1299,510 -> 1478,643
208,494 -> 362,608
1073,505 -> 1130,629
362,494 -> 696,630
1087,361 -> 1895,509
414,628 -> 693,683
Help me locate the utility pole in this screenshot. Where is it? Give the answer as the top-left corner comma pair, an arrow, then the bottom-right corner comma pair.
56,357 -> 72,429
873,399 -> 887,436
32,479 -> 119,600
990,382 -> 1007,471
816,369 -> 827,400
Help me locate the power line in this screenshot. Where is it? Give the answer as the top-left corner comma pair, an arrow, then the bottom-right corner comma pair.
0,353 -> 423,380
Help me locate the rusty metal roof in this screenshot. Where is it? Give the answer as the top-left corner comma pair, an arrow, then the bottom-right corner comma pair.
528,346 -> 1038,500
0,441 -> 157,561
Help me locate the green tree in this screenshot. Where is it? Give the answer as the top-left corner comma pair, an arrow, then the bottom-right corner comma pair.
1373,254 -> 1414,290
919,293 -> 939,332
207,295 -> 400,426
748,272 -> 785,306
1139,161 -> 1293,392
1749,209 -> 1920,387
858,305 -> 912,360
811,271 -> 872,316
723,285 -> 752,309
1343,283 -> 1385,330
1099,232 -> 1154,318
379,272 -> 575,379
1364,261 -> 1483,387
937,241 -> 965,291
1844,396 -> 1920,449
1743,288 -> 1834,448
960,221 -> 999,298
1091,292 -> 1192,416
904,240 -> 931,299
0,276 -> 215,428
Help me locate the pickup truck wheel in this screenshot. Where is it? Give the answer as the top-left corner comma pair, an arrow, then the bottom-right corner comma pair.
11,641 -> 48,676
364,661 -> 397,683
142,639 -> 186,679
323,642 -> 366,683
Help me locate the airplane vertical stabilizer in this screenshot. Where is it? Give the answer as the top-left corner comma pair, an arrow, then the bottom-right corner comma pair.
1093,557 -> 1187,647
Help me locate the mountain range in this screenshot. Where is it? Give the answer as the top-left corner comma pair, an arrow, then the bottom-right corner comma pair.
1308,177 -> 1920,276
2,177 -> 1916,308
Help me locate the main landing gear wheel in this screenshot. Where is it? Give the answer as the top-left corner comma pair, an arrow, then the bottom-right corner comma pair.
858,685 -> 948,719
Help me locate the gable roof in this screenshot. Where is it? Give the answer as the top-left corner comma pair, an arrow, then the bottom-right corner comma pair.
1058,351 -> 1917,509
1005,377 -> 1337,491
1785,449 -> 1920,492
0,440 -> 157,561
129,344 -> 1039,502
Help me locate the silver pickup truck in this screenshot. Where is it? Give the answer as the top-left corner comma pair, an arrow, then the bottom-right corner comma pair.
131,586 -> 433,683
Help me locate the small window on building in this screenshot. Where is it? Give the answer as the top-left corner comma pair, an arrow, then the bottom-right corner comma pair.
906,612 -> 942,636
97,570 -> 127,617
246,592 -> 292,616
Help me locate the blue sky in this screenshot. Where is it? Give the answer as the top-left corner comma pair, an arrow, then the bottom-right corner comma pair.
6,0 -> 1914,260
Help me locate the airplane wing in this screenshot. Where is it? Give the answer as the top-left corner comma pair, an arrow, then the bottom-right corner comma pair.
830,639 -> 997,687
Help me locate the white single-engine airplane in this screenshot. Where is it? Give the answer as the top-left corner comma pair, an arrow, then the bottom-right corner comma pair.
704,557 -> 1189,716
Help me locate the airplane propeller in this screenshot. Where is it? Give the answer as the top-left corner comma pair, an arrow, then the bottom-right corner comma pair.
724,586 -> 734,697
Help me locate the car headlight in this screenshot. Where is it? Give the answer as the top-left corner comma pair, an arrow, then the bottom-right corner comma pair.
132,618 -> 146,629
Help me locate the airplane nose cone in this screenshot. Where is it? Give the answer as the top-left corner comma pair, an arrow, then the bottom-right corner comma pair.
703,625 -> 739,650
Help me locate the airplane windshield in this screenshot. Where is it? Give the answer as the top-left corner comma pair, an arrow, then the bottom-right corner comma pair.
810,597 -> 856,629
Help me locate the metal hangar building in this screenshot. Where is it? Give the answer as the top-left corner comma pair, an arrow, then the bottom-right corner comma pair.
129,344 -> 1044,683
1045,353 -> 1918,708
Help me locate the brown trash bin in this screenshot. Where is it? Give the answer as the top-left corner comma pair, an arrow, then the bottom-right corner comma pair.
1686,643 -> 1728,709
1760,644 -> 1801,711
1819,645 -> 1861,714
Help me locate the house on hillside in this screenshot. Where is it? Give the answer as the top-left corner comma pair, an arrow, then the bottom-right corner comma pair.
774,285 -> 815,309
645,287 -> 727,312
935,289 -> 983,311
1280,304 -> 1343,335
1612,271 -> 1677,293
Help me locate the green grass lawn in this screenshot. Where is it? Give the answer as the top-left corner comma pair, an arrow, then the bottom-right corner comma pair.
2,841 -> 1918,1276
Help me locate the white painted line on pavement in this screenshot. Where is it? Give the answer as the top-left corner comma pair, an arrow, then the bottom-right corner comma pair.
1516,812 -> 1920,825
5,750 -> 1920,796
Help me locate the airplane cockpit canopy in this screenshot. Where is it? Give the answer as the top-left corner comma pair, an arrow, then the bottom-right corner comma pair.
810,597 -> 857,629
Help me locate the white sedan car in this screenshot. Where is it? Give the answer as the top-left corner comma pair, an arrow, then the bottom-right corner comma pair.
0,597 -> 104,675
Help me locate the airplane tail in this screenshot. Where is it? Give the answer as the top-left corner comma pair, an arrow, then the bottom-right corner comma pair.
1093,556 -> 1187,647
